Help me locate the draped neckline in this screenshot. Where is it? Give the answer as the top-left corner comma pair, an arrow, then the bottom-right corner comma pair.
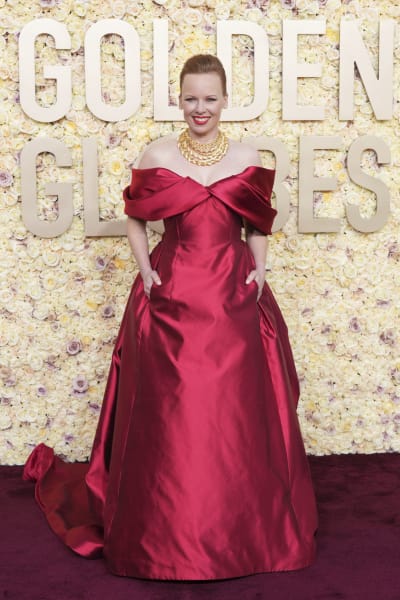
124,164 -> 277,234
132,165 -> 273,189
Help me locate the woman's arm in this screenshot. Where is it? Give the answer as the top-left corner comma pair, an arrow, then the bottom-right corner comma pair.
244,222 -> 268,301
238,144 -> 267,300
125,145 -> 166,297
127,217 -> 162,298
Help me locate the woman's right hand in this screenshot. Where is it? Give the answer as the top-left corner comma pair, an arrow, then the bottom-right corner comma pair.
141,269 -> 162,298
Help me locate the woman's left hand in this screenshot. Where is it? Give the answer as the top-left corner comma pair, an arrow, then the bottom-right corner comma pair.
245,268 -> 265,301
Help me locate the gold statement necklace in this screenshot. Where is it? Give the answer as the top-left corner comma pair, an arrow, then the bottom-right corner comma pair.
177,128 -> 229,166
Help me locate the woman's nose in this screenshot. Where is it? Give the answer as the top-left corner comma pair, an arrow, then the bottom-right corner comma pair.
196,100 -> 206,113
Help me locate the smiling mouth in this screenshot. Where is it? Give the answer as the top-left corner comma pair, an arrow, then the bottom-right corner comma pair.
192,116 -> 210,125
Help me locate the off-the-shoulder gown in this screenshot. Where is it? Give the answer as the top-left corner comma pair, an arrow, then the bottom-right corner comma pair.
23,166 -> 318,580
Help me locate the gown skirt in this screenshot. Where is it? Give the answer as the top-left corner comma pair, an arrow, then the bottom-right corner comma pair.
23,166 -> 318,580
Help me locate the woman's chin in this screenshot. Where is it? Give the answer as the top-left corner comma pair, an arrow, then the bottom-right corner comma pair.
187,122 -> 218,140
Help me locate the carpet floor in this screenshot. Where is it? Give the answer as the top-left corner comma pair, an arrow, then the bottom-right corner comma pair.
1,453 -> 399,600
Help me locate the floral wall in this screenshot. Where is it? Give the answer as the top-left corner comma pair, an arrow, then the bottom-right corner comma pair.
0,0 -> 399,464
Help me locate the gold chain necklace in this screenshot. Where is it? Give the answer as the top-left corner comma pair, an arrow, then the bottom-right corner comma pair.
177,128 -> 229,166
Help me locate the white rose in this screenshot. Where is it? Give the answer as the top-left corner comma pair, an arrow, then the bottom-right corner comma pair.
214,3 -> 231,19
182,7 -> 203,25
42,251 -> 60,267
32,304 -> 50,321
246,8 -> 262,22
72,1 -> 86,16
29,356 -> 44,371
0,413 -> 12,430
111,0 -> 126,17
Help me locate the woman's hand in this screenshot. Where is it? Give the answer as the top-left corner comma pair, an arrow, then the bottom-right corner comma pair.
142,269 -> 162,298
245,268 -> 265,301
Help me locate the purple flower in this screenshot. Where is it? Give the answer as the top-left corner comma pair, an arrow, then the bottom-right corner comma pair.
325,424 -> 336,434
102,304 -> 115,318
105,133 -> 121,148
304,410 -> 314,422
349,317 -> 361,332
66,339 -> 82,355
387,242 -> 399,259
72,376 -> 89,395
203,23 -> 215,34
247,0 -> 270,9
95,256 -> 107,271
353,287 -> 364,297
379,329 -> 396,346
280,0 -> 295,7
0,170 -> 13,188
37,386 -> 47,396
73,272 -> 86,284
4,374 -> 16,387
45,355 -> 58,370
376,299 -> 391,307
313,192 -> 323,208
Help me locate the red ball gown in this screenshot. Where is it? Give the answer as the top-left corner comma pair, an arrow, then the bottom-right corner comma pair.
23,166 -> 318,580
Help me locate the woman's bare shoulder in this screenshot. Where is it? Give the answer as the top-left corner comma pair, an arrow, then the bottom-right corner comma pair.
228,139 -> 262,167
136,135 -> 178,169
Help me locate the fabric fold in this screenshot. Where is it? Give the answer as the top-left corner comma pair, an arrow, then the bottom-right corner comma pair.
123,166 -> 276,234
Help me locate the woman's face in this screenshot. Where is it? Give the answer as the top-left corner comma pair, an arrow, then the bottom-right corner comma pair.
179,72 -> 228,142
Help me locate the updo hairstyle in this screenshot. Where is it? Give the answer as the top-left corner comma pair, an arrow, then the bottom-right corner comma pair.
179,54 -> 227,96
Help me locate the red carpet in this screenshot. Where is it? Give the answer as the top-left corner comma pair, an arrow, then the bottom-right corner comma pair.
1,453 -> 399,599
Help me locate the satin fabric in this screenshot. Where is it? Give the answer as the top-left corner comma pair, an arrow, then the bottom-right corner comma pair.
23,166 -> 318,580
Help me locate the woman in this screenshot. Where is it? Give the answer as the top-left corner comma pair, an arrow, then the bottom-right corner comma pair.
24,55 -> 318,580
